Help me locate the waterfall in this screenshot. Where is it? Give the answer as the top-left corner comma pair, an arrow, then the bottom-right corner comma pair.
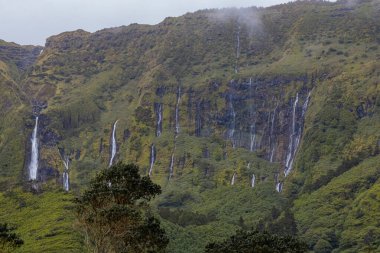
250,125 -> 256,152
249,78 -> 256,152
175,87 -> 181,135
235,25 -> 240,73
284,94 -> 299,176
148,144 -> 156,176
29,116 -> 39,180
269,105 -> 277,162
168,153 -> 174,180
62,156 -> 69,192
109,120 -> 118,167
155,103 -> 163,137
283,92 -> 311,177
270,147 -> 275,162
276,182 -> 283,192
302,91 -> 312,116
231,172 -> 236,185
251,174 -> 256,188
228,95 -> 236,148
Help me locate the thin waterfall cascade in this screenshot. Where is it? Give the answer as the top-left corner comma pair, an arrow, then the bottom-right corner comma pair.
148,144 -> 156,176
302,91 -> 312,116
276,182 -> 283,192
249,78 -> 256,152
155,103 -> 163,137
269,105 -> 278,161
168,153 -> 174,180
29,116 -> 39,180
175,87 -> 181,135
270,147 -> 275,162
62,156 -> 70,191
227,95 -> 236,148
235,25 -> 241,73
284,92 -> 311,177
284,93 -> 299,176
63,171 -> 69,192
251,174 -> 256,188
109,120 -> 118,167
231,172 -> 236,186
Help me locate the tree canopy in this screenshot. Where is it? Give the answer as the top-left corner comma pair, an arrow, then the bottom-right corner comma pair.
205,230 -> 308,253
74,162 -> 168,253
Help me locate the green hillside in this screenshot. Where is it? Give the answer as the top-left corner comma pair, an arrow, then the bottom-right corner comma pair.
0,0 -> 379,252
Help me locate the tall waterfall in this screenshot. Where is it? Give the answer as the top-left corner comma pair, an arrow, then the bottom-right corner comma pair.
227,95 -> 236,148
175,87 -> 181,135
109,120 -> 118,167
149,144 -> 156,176
269,106 -> 277,162
249,78 -> 256,152
283,92 -> 312,177
155,103 -> 163,137
231,172 -> 236,185
29,116 -> 39,180
251,174 -> 256,188
62,156 -> 69,191
168,153 -> 174,180
284,94 -> 300,176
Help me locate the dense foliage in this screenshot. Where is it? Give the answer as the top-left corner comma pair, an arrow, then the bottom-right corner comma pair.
205,230 -> 307,253
74,163 -> 168,253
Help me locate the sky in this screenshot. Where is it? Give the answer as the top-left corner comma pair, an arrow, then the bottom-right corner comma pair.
0,0 -> 329,46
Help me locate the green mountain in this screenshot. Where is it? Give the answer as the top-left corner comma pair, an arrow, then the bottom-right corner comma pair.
0,0 -> 379,252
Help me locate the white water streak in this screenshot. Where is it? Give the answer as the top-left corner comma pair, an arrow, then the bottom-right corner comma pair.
149,144 -> 155,176
251,174 -> 256,188
175,87 -> 181,135
109,120 -> 118,167
29,117 -> 39,180
231,172 -> 236,185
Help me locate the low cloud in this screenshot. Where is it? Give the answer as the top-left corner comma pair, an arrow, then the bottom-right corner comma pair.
207,7 -> 263,34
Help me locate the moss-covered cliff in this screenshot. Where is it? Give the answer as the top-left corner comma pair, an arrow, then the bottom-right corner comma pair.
0,0 -> 379,252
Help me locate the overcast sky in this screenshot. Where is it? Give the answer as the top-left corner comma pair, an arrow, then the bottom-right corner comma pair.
0,0 -> 332,46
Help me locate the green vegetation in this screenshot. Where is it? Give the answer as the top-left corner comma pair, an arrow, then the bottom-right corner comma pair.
0,223 -> 23,252
205,230 -> 307,253
0,0 -> 379,252
74,163 -> 168,253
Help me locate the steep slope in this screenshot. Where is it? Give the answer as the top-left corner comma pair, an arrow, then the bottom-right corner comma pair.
0,0 -> 379,252
0,40 -> 42,189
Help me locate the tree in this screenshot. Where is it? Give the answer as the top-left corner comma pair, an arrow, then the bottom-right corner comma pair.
74,162 -> 168,253
0,223 -> 23,252
205,230 -> 308,253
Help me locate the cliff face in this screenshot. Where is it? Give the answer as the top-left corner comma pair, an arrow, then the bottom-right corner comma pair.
1,0 -> 380,252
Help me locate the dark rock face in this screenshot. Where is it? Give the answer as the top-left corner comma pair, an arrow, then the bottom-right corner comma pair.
38,167 -> 60,182
0,41 -> 43,72
155,75 -> 314,174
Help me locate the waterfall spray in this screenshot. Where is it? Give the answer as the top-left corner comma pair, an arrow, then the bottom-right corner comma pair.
251,174 -> 256,188
29,116 -> 39,180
